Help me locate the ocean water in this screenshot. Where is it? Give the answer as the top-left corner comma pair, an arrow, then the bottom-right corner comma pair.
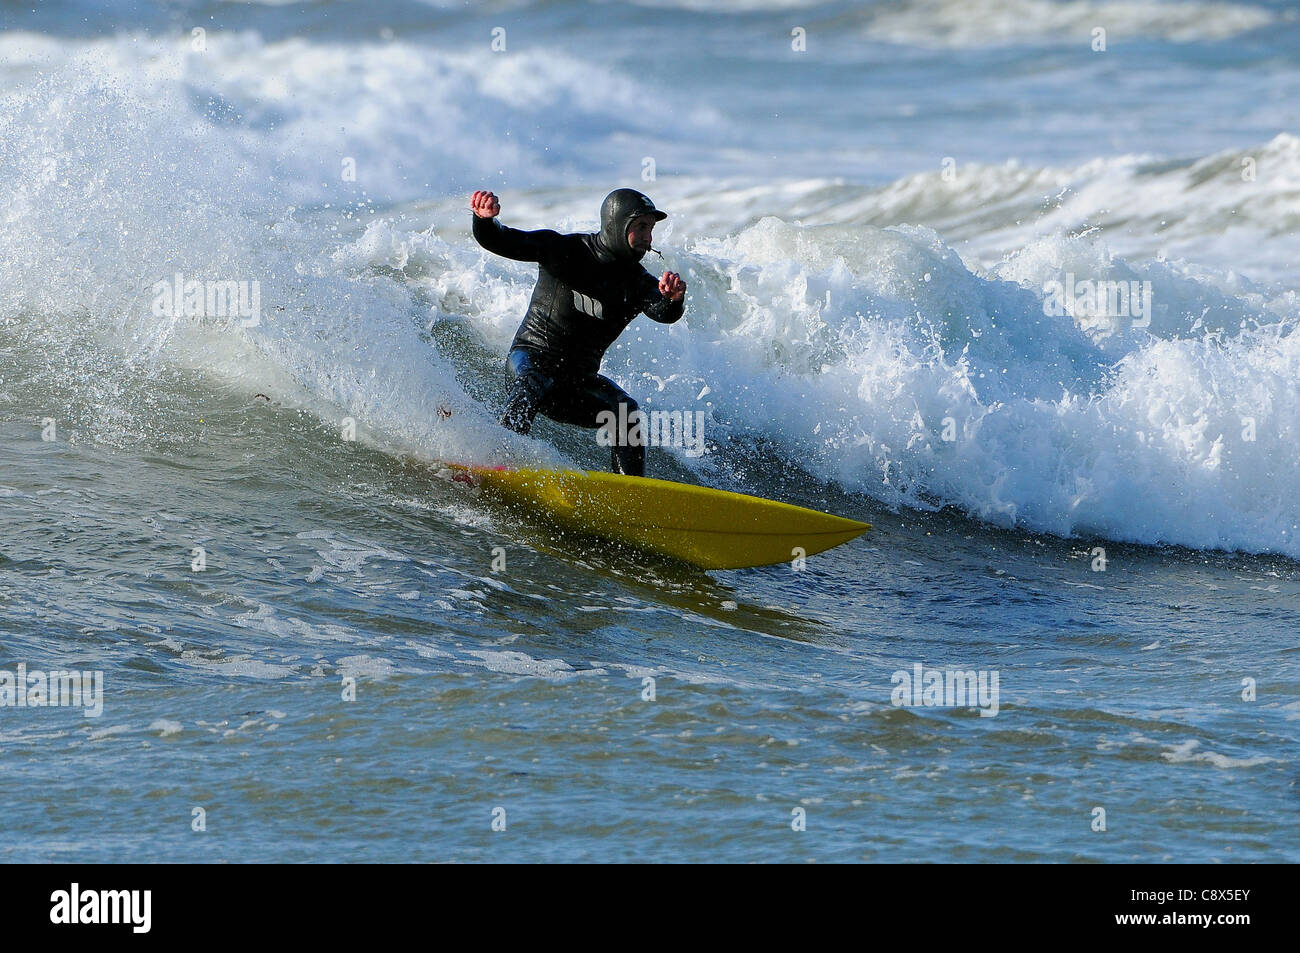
1,0 -> 1297,862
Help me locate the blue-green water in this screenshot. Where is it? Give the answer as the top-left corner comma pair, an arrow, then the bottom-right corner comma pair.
1,399 -> 1295,861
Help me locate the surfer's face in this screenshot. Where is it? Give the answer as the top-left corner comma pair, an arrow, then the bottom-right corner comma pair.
627,214 -> 656,253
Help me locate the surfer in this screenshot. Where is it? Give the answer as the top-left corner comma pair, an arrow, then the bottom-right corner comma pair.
470,188 -> 687,477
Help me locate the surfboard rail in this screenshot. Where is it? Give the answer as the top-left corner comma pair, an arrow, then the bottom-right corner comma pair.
441,464 -> 870,570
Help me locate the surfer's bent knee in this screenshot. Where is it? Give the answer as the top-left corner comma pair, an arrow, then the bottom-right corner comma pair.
501,348 -> 554,434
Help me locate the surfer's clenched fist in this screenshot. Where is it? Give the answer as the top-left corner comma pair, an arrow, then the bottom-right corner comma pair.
659,271 -> 685,302
471,190 -> 501,218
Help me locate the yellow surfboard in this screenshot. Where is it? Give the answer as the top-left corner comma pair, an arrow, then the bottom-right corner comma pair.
443,464 -> 870,570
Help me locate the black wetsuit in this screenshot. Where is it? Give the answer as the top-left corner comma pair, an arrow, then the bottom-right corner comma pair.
472,190 -> 685,476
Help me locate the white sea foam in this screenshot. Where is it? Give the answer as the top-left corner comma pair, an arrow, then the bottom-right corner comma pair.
2,14 -> 1297,562
865,0 -> 1275,47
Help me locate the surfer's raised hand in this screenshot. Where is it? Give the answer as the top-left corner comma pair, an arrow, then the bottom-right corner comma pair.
471,190 -> 501,218
659,271 -> 685,302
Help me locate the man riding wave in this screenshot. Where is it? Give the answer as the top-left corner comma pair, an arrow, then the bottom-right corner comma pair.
470,187 -> 687,477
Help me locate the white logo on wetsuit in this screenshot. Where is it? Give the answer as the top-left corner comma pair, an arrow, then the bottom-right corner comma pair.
572,290 -> 604,319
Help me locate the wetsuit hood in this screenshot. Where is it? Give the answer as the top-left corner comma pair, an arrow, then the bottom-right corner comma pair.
597,188 -> 667,262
